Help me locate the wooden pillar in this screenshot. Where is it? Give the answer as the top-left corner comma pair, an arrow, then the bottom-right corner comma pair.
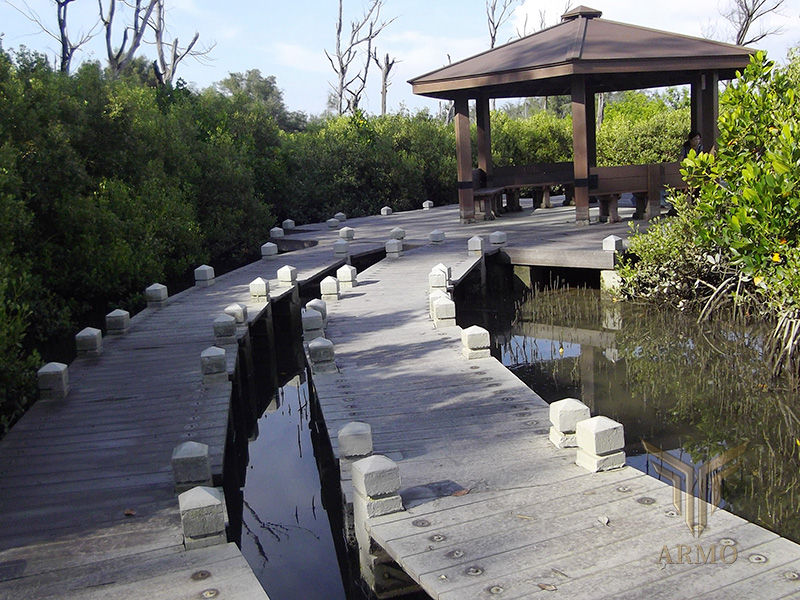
700,70 -> 719,152
454,96 -> 475,223
571,75 -> 591,223
476,94 -> 493,186
690,75 -> 702,136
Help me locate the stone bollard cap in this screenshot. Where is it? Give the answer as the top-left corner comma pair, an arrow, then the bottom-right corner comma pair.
145,283 -> 168,301
278,265 -> 298,282
468,236 -> 486,252
225,303 -> 248,324
550,398 -> 591,433
249,277 -> 270,297
306,299 -> 327,320
194,264 -> 215,281
603,235 -> 624,252
386,239 -> 403,252
302,308 -> 324,330
336,264 -> 357,281
338,421 -> 373,458
576,415 -> 624,456
461,325 -> 490,350
334,212 -> 347,222
339,227 -> 355,240
270,227 -> 285,238
433,296 -> 456,319
429,230 -> 446,243
352,455 -> 400,498
261,242 -> 278,257
308,337 -> 335,362
320,276 -> 339,294
389,227 -> 405,240
490,231 -> 508,245
381,206 -> 392,216
282,219 -> 295,229
327,218 -> 341,229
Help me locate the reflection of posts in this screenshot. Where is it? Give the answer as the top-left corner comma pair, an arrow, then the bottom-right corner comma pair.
580,345 -> 595,412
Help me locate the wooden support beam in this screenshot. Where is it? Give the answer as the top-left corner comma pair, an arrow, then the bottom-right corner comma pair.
700,70 -> 719,152
454,96 -> 475,223
571,75 -> 591,223
476,94 -> 493,185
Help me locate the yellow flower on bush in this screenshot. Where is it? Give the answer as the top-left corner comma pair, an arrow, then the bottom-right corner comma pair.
772,253 -> 782,263
754,276 -> 764,286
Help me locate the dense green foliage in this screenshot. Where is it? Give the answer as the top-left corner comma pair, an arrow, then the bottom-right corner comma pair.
618,51 -> 800,376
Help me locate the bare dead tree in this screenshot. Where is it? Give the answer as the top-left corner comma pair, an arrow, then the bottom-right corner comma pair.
720,0 -> 786,46
98,0 -> 159,77
372,50 -> 398,116
325,0 -> 395,115
150,0 -> 213,85
5,0 -> 99,73
486,0 -> 521,49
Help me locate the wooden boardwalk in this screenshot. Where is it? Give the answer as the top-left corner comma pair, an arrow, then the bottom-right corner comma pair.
305,204 -> 800,599
4,197 -> 798,599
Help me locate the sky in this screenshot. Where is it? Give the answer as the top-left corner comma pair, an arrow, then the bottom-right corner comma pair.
1,0 -> 799,116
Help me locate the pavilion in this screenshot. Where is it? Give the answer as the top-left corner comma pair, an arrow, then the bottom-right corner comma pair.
409,5 -> 755,223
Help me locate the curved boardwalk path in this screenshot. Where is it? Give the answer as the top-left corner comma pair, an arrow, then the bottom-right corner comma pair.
2,199 -> 798,599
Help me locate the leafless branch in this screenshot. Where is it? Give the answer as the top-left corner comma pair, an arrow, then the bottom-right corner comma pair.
720,0 -> 787,46
150,0 -> 214,84
98,0 -> 159,76
486,0 -> 521,48
372,49 -> 399,115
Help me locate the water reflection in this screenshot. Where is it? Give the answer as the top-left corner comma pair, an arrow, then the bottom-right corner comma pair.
472,284 -> 800,544
240,373 -> 347,600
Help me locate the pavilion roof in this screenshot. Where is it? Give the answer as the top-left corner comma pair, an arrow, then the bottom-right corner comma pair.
410,6 -> 755,99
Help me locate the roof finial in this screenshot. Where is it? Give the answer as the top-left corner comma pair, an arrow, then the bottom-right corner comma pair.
561,5 -> 603,22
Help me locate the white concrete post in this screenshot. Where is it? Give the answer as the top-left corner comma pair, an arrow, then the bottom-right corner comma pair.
37,362 -> 69,399
302,308 -> 325,341
339,227 -> 355,240
468,236 -> 486,255
261,242 -> 278,260
429,230 -> 446,244
389,227 -> 405,240
178,486 -> 226,550
333,240 -> 350,257
576,416 -> 626,472
249,277 -> 270,302
337,265 -> 358,290
321,276 -> 340,302
306,298 -> 328,327
334,212 -> 347,222
490,231 -> 508,246
428,268 -> 449,292
76,327 -> 103,358
145,283 -> 168,308
601,270 -> 623,296
214,314 -> 237,346
548,398 -> 591,449
172,441 -> 213,493
385,239 -> 403,259
429,289 -> 450,321
282,219 -> 296,230
224,303 -> 248,324
201,347 -> 227,385
194,264 -> 215,287
603,235 -> 624,252
270,226 -> 284,239
381,206 -> 392,216
433,296 -> 456,328
461,325 -> 491,359
278,265 -> 298,287
327,218 -> 341,229
422,200 -> 434,210
106,309 -> 130,336
339,422 -> 373,460
352,455 -> 404,591
308,337 -> 337,373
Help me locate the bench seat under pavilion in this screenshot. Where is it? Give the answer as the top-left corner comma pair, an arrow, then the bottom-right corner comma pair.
409,5 -> 755,223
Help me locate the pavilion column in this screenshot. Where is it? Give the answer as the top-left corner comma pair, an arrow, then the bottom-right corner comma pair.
571,75 -> 591,223
454,96 -> 475,223
700,70 -> 719,152
476,94 -> 493,186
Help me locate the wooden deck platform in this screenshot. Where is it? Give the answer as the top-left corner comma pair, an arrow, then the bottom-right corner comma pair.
3,198 -> 797,599
305,204 -> 800,599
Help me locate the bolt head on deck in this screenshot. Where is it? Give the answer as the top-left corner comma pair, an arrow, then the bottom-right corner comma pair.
549,398 -> 591,434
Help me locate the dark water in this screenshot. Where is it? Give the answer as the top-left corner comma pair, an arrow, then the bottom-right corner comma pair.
239,372 -> 349,600
457,263 -> 800,544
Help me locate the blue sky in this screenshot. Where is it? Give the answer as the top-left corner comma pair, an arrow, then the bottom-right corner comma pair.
2,0 -> 799,115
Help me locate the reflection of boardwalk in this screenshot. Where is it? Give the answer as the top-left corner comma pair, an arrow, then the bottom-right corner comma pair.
4,199 -> 798,598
